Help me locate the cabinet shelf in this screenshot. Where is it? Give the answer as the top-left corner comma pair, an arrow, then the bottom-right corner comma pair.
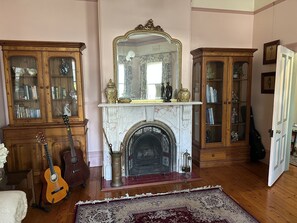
233,78 -> 248,81
51,75 -> 74,78
207,79 -> 223,82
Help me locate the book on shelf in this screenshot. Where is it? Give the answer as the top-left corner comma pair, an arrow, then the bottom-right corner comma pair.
207,85 -> 218,103
206,84 -> 211,103
31,85 -> 38,100
206,107 -> 215,125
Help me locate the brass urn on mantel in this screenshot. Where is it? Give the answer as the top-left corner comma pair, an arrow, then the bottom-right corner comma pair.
105,79 -> 117,103
177,85 -> 191,102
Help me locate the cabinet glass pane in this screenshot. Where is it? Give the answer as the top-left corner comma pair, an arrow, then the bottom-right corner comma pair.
231,61 -> 248,143
9,56 -> 41,119
49,57 -> 78,118
193,62 -> 201,143
205,61 -> 224,143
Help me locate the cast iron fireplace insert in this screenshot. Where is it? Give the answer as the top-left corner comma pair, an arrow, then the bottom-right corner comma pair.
124,121 -> 176,177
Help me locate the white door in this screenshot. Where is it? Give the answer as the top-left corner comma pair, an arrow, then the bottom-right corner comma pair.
268,45 -> 294,187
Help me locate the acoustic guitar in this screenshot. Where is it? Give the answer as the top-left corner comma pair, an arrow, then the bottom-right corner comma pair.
62,115 -> 90,187
36,132 -> 69,204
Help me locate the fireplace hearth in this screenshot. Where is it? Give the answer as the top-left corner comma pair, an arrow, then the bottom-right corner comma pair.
98,102 -> 201,182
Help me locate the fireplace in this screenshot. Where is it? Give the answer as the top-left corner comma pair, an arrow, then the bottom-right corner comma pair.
124,121 -> 176,176
98,102 -> 201,181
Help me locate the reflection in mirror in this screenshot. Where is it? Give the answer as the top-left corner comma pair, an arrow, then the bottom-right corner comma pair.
113,19 -> 182,101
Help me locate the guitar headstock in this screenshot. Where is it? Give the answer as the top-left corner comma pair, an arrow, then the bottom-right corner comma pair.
62,115 -> 70,127
36,132 -> 47,145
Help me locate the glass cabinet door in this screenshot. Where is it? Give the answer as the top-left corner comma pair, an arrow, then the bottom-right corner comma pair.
205,60 -> 225,144
230,59 -> 249,143
192,61 -> 201,145
48,56 -> 79,121
8,54 -> 45,123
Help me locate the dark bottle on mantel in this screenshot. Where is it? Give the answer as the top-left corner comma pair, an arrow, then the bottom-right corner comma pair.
164,82 -> 172,102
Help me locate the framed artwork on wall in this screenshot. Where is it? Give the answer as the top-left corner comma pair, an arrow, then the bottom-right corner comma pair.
261,72 -> 275,94
263,40 -> 280,64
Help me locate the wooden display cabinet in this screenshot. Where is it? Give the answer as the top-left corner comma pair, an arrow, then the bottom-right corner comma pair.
191,48 -> 257,167
0,40 -> 88,182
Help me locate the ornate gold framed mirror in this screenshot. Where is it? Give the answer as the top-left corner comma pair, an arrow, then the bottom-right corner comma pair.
113,19 -> 182,102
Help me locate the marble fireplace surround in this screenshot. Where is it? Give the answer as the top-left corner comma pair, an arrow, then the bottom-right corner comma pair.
98,102 -> 202,181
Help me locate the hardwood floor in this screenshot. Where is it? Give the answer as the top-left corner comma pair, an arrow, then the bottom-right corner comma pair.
23,162 -> 297,223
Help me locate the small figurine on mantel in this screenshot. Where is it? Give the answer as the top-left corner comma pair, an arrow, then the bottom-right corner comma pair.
164,82 -> 173,102
161,82 -> 165,99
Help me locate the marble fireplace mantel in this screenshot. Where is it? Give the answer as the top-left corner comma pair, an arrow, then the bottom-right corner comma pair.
98,101 -> 202,181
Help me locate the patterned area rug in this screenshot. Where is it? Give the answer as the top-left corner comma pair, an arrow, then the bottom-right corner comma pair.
75,186 -> 258,223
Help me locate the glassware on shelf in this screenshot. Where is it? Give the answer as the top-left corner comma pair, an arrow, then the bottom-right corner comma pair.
232,91 -> 239,103
231,131 -> 239,142
231,107 -> 238,124
206,64 -> 215,79
60,59 -> 70,75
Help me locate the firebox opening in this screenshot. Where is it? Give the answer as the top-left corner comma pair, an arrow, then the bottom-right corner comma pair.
125,122 -> 176,177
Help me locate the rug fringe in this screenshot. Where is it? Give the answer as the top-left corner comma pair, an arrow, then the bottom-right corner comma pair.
75,185 -> 222,206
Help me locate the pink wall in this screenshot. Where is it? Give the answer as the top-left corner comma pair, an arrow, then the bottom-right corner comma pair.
191,9 -> 254,49
0,0 -> 101,166
252,0 -> 297,164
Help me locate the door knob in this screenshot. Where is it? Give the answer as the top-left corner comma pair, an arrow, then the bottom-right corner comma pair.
276,130 -> 281,134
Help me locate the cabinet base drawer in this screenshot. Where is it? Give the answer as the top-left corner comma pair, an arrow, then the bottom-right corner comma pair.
200,151 -> 226,161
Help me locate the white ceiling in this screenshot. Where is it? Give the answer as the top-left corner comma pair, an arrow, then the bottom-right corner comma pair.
191,0 -> 275,12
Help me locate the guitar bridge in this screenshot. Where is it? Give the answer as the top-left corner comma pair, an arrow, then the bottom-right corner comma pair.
72,169 -> 81,174
51,186 -> 64,195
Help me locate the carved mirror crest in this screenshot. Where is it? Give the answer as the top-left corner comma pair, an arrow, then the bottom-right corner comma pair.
113,19 -> 182,101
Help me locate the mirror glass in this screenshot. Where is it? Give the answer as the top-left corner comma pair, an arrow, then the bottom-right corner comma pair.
113,19 -> 182,101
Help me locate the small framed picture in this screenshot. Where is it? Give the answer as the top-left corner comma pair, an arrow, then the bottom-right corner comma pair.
263,40 -> 280,64
261,72 -> 275,94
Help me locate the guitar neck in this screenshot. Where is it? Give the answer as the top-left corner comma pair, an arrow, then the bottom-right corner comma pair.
66,126 -> 76,157
44,144 -> 55,174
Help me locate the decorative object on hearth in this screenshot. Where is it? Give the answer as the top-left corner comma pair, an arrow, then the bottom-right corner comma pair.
102,128 -> 113,155
110,151 -> 123,187
102,128 -> 123,187
0,143 -> 9,182
105,79 -> 117,103
75,186 -> 259,223
182,150 -> 191,173
177,85 -> 190,102
164,82 -> 173,102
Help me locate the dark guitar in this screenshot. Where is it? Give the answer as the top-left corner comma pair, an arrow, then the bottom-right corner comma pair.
36,132 -> 69,204
248,107 -> 266,161
62,115 -> 90,187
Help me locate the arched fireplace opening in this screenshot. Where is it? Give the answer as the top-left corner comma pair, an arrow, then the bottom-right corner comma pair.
123,121 -> 176,177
